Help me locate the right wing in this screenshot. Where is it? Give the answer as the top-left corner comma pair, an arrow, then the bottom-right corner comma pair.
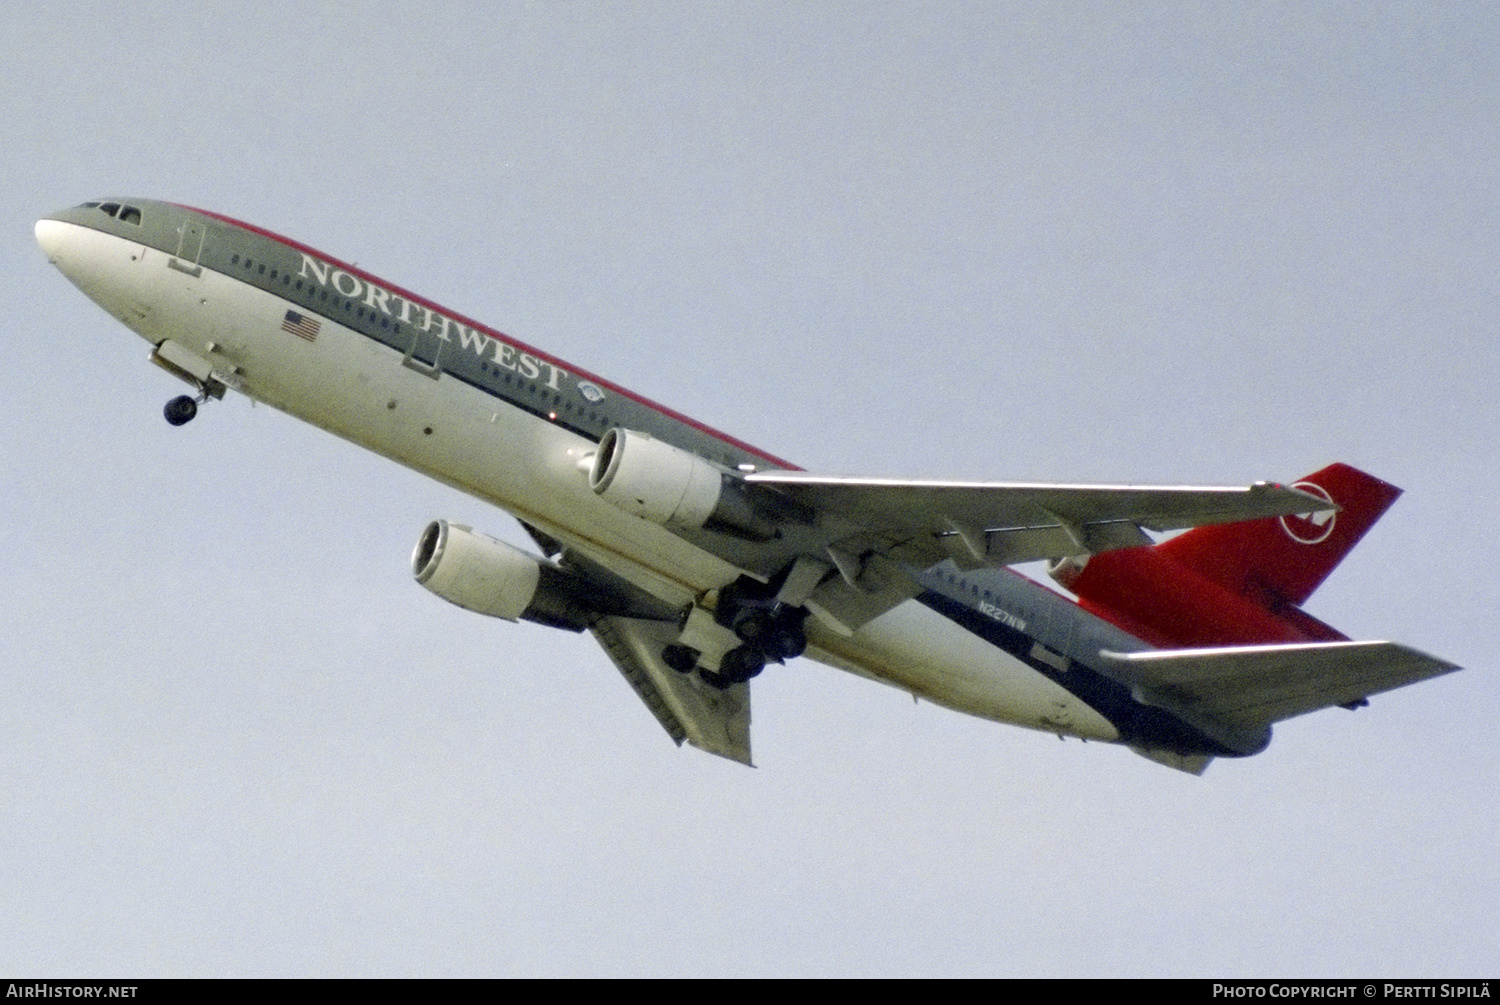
590,615 -> 753,766
518,524 -> 752,765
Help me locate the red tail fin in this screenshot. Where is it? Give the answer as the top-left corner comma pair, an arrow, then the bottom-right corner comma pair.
1157,463 -> 1401,608
1055,464 -> 1401,648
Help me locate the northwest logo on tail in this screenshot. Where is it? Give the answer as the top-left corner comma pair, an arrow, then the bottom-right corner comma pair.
1280,481 -> 1337,544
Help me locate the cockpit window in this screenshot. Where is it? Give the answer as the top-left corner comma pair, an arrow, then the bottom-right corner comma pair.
77,200 -> 143,225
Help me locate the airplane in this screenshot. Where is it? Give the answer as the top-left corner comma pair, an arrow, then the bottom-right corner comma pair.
34,197 -> 1459,774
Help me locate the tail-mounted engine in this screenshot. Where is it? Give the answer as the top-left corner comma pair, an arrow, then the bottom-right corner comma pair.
411,521 -> 593,631
1047,555 -> 1087,592
588,427 -> 776,540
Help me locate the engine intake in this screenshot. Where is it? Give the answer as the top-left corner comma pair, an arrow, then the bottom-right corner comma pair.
411,521 -> 592,631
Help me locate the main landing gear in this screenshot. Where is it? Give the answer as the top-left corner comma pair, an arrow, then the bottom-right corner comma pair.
664,576 -> 810,690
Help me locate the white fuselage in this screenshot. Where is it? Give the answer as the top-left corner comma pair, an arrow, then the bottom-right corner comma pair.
36,212 -> 1119,745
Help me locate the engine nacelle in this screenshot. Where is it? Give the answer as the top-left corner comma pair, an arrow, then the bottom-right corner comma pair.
411,521 -> 591,631
1047,554 -> 1088,592
588,427 -> 774,539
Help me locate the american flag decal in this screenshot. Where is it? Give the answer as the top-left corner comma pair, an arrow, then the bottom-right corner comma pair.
281,310 -> 321,342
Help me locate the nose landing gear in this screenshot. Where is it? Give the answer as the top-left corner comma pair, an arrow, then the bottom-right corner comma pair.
149,340 -> 228,427
163,394 -> 200,426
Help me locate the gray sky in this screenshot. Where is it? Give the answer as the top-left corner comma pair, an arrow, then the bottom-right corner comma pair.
4,1 -> 1495,977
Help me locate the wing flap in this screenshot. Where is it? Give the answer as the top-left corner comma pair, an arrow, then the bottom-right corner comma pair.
1102,641 -> 1460,729
590,615 -> 753,766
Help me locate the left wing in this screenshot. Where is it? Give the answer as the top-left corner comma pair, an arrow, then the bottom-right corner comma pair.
744,472 -> 1331,569
572,461 -> 1335,745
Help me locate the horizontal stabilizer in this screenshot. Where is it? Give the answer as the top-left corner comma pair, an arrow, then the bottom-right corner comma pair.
590,615 -> 753,765
1129,746 -> 1215,775
1102,641 -> 1460,730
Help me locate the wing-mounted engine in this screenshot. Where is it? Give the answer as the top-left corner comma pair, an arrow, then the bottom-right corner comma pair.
411,521 -> 596,631
588,427 -> 778,540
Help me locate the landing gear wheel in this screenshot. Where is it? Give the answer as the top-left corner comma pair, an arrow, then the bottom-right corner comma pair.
164,395 -> 198,426
698,668 -> 730,689
762,619 -> 807,663
698,647 -> 765,690
732,608 -> 774,645
662,643 -> 700,674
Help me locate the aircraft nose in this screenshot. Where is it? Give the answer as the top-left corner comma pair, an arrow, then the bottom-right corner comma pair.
35,218 -> 71,261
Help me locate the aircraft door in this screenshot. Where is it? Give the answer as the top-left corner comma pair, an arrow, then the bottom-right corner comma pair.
168,212 -> 206,278
402,323 -> 444,378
